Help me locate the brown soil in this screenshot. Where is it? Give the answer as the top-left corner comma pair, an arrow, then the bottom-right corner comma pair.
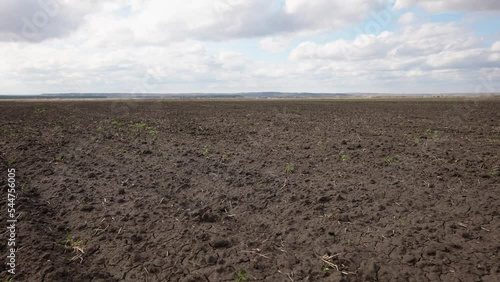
0,99 -> 499,282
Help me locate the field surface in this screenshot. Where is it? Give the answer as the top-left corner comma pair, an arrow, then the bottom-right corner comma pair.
0,99 -> 499,282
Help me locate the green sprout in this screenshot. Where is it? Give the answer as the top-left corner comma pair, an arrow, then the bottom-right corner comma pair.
146,126 -> 158,136
111,120 -> 123,126
203,146 -> 211,155
134,122 -> 147,129
322,264 -> 329,273
340,153 -> 350,162
62,234 -> 85,263
134,122 -> 157,135
491,166 -> 499,177
7,160 -> 15,166
235,270 -> 248,282
425,128 -> 439,139
385,155 -> 396,164
285,163 -> 295,173
63,234 -> 83,248
33,108 -> 47,114
55,154 -> 64,162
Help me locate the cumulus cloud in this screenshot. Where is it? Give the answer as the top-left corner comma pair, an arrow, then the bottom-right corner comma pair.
130,0 -> 387,42
290,23 -> 485,64
284,0 -> 387,32
393,0 -> 500,12
0,0 -> 112,42
288,22 -> 500,92
259,35 -> 293,53
398,12 -> 417,25
1,0 -> 389,44
0,0 -> 499,94
0,36 -> 294,94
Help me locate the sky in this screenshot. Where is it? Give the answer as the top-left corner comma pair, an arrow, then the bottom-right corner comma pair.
0,0 -> 499,95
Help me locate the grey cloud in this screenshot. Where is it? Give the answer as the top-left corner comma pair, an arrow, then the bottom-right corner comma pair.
0,0 -> 91,42
394,0 -> 500,12
289,22 -> 500,75
0,0 -> 388,44
199,0 -> 386,40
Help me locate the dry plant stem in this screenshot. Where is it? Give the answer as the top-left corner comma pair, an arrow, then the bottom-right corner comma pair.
241,250 -> 270,259
321,255 -> 340,272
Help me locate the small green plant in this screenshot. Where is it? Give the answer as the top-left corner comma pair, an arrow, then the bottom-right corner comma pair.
134,122 -> 157,135
425,128 -> 439,139
118,148 -> 127,154
340,153 -> 350,162
134,122 -> 147,129
414,137 -> 421,144
491,166 -> 499,177
285,163 -> 295,173
322,264 -> 329,273
62,234 -> 85,263
317,140 -> 325,146
385,155 -> 396,164
96,126 -> 103,132
63,234 -> 83,247
55,154 -> 64,162
89,136 -> 97,142
7,159 -> 15,166
111,120 -> 123,126
34,108 -> 47,114
235,270 -> 248,282
146,126 -> 158,136
2,275 -> 13,282
203,146 -> 211,155
1,129 -> 9,133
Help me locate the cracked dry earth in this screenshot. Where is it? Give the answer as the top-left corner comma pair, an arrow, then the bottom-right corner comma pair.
0,99 -> 499,282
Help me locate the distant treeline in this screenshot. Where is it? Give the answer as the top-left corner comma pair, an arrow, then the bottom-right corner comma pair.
1,92 -> 498,100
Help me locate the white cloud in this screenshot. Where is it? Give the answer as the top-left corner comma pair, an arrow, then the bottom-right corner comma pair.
0,0 -> 499,94
398,12 -> 416,25
0,0 -> 119,42
394,0 -> 500,12
290,23 -> 484,63
131,0 -> 387,42
259,35 -> 293,53
1,0 -> 389,44
492,41 -> 500,52
288,22 -> 500,92
284,0 -> 387,31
